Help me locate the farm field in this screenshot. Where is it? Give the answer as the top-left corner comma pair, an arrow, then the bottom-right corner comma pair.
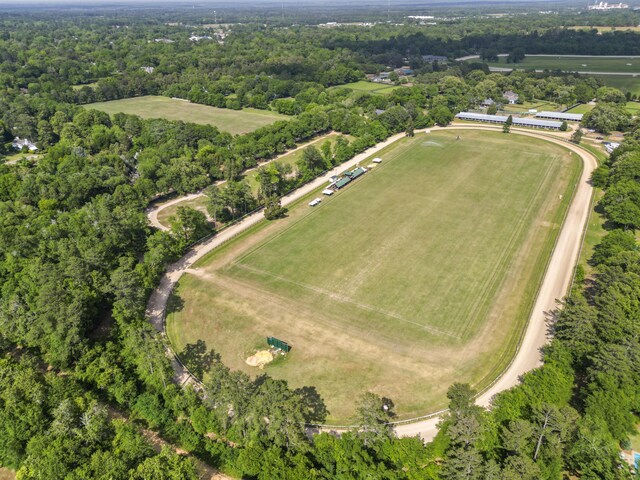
595,75 -> 640,95
166,130 -> 581,422
85,95 -> 289,135
333,80 -> 402,95
484,55 -> 640,73
155,132 -> 349,229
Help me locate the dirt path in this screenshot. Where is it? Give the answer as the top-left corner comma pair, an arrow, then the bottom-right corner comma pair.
146,132 -> 339,231
146,131 -> 407,387
146,125 -> 597,442
392,125 -> 597,441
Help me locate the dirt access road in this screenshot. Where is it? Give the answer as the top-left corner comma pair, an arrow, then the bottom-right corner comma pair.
146,132 -> 339,231
391,125 -> 597,441
145,125 -> 597,441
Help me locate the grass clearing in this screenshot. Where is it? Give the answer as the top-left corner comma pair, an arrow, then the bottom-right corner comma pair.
631,426 -> 640,451
484,55 -> 640,73
566,26 -> 640,33
72,82 -> 99,91
85,95 -> 289,135
167,130 -> 581,422
332,80 -> 402,95
567,104 -> 595,114
592,75 -> 640,95
626,102 -> 640,114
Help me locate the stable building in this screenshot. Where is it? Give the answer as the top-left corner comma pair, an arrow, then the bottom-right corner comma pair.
535,111 -> 583,122
455,112 -> 563,130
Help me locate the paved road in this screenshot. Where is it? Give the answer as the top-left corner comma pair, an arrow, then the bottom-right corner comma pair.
145,125 -> 597,441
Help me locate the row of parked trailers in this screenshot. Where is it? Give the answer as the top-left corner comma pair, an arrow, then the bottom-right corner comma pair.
310,160 -> 381,207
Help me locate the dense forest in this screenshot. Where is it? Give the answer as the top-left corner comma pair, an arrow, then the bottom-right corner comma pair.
1,6 -> 640,479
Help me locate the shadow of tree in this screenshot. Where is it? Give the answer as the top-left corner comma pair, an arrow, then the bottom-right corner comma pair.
166,293 -> 185,315
295,385 -> 330,423
180,340 -> 217,379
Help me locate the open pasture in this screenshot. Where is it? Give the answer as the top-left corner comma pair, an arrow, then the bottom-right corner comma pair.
84,95 -> 289,135
485,55 -> 640,74
166,130 -> 581,422
333,80 -> 402,95
595,75 -> 640,95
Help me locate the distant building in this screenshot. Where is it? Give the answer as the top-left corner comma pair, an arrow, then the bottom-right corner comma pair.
503,91 -> 519,104
154,38 -> 174,43
141,66 -> 155,74
189,35 -> 213,42
535,111 -> 583,122
587,1 -> 628,9
12,137 -> 38,152
603,141 -> 621,153
375,109 -> 386,116
422,55 -> 448,63
455,112 -> 563,130
481,98 -> 496,107
394,66 -> 414,76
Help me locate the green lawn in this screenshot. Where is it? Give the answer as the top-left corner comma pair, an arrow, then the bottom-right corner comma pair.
626,102 -> 640,114
72,82 -> 98,91
166,130 -> 581,422
84,96 -> 289,135
631,426 -> 640,451
332,80 -> 402,95
501,100 -> 561,114
567,104 -> 595,114
485,55 -> 640,74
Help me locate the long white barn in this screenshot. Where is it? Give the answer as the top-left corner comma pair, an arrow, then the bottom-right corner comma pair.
455,112 -> 563,130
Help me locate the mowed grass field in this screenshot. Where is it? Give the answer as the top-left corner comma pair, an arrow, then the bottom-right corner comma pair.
567,103 -> 595,114
85,95 -> 289,135
485,55 -> 640,73
166,130 -> 581,422
333,80 -> 403,95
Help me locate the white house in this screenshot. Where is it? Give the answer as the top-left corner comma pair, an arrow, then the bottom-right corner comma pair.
12,137 -> 37,152
503,91 -> 519,104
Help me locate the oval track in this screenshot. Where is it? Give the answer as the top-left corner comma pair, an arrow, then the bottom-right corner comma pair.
146,125 -> 597,441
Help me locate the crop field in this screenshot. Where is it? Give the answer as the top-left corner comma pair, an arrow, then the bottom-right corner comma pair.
333,80 -> 402,95
155,133 -> 349,229
166,130 -> 581,422
485,55 -> 640,74
85,95 -> 289,135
